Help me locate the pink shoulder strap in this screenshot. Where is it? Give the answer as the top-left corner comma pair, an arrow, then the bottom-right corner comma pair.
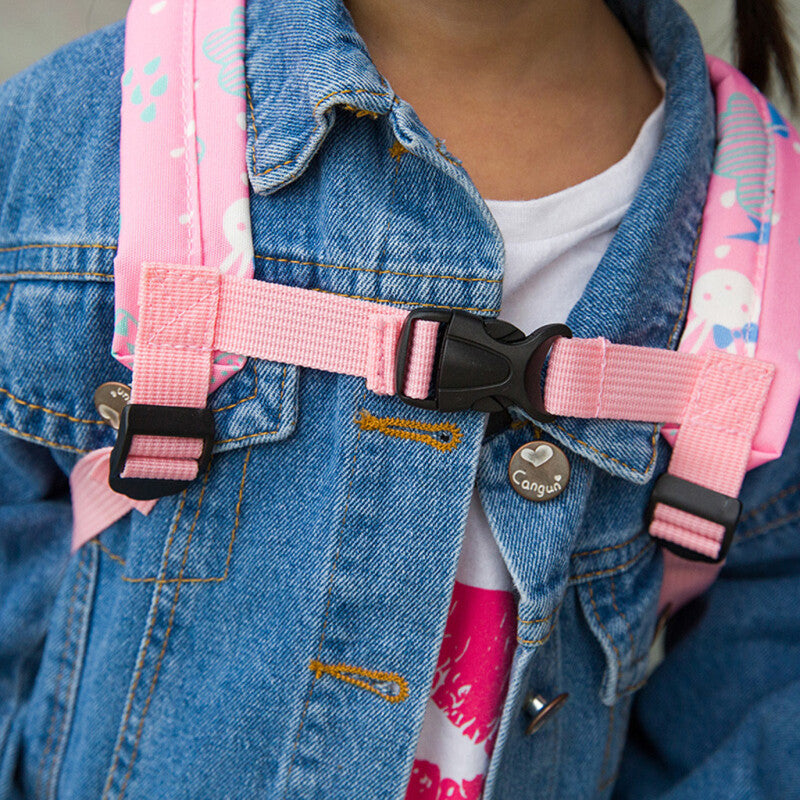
658,56 -> 800,609
113,0 -> 253,387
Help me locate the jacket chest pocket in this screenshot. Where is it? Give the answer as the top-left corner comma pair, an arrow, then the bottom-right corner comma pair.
96,357 -> 299,583
0,276 -> 299,582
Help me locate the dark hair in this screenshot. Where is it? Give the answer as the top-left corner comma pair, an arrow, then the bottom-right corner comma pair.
735,0 -> 797,107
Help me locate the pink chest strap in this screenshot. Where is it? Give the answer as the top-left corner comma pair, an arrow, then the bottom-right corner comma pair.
71,1 -> 800,616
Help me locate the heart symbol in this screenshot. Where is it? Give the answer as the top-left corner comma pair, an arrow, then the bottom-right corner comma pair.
150,1 -> 167,14
554,475 -> 562,482
520,444 -> 553,468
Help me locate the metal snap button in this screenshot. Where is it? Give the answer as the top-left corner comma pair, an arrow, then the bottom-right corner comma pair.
508,441 -> 570,501
522,692 -> 569,735
93,382 -> 131,430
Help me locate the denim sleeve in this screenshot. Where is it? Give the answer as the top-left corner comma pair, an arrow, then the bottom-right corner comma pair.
0,433 -> 72,794
615,409 -> 800,800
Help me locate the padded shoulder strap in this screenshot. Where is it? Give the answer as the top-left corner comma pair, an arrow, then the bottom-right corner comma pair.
113,0 -> 253,390
659,56 -> 800,609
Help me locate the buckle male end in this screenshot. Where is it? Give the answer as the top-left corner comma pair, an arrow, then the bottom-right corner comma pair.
395,308 -> 571,422
108,403 -> 215,500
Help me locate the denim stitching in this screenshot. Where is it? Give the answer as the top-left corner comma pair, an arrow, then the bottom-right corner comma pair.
213,361 -> 258,412
341,104 -> 379,119
356,410 -> 462,453
587,581 -> 622,672
740,482 -> 800,522
102,493 -> 188,799
120,449 -> 251,584
247,83 -> 390,177
570,542 -> 655,582
35,552 -> 85,798
0,281 -> 15,311
516,603 -> 562,646
0,270 -> 112,281
255,253 -> 501,285
308,660 -> 409,703
96,540 -> 126,567
283,387 -> 369,797
0,421 -> 88,453
553,423 -> 660,477
516,620 -> 558,646
389,140 -> 407,161
0,385 -> 106,425
45,554 -> 95,799
117,463 -> 214,799
215,365 -> 288,445
311,287 -> 500,314
0,243 -> 116,254
597,704 -> 616,793
666,221 -> 701,348
610,577 -> 636,655
739,508 -> 800,541
545,612 -> 565,800
571,530 -> 645,559
516,603 -> 561,626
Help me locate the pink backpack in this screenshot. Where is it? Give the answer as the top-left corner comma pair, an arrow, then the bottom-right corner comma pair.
70,0 -> 800,614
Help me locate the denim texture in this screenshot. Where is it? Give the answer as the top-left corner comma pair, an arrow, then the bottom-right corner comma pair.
0,0 -> 798,798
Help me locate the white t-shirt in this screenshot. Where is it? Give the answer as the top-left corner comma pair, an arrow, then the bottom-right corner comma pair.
405,95 -> 666,798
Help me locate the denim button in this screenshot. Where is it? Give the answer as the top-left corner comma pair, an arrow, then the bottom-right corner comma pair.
522,692 -> 569,735
93,382 -> 131,430
508,441 -> 571,501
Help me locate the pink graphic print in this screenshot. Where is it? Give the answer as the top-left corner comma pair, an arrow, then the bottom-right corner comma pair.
406,761 -> 484,800
405,581 -> 516,799
430,584 -> 516,752
114,0 -> 253,393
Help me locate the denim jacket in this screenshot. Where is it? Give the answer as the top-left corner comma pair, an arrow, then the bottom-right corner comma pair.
2,0 -> 800,798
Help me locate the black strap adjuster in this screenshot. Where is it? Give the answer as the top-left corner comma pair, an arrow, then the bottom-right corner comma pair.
395,309 -> 571,422
109,403 -> 215,501
648,473 -> 742,564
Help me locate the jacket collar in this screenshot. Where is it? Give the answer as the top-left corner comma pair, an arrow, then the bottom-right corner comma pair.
245,0 -> 716,484
540,0 -> 716,484
245,0 -> 393,196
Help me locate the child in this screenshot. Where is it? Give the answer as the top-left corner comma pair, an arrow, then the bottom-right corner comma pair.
0,1 -> 798,798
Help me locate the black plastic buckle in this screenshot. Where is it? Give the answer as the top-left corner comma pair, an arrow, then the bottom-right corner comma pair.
395,309 -> 571,422
109,404 -> 215,501
647,473 -> 741,563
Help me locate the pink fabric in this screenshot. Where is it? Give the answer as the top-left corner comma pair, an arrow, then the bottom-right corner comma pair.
113,0 -> 253,389
122,263 -> 220,481
544,338 -> 774,578
659,552 -> 722,611
70,448 -> 157,551
662,56 -> 800,471
545,338 -> 704,422
652,355 -> 773,557
658,56 -> 800,609
215,274 -> 438,398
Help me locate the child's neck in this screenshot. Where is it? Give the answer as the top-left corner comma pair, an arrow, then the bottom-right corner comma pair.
345,0 -> 664,200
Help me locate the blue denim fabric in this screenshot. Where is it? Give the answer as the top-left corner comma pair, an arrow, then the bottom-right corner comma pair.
0,0 -> 798,798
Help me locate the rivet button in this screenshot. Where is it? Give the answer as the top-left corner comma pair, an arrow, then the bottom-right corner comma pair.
93,382 -> 131,430
508,441 -> 571,501
522,692 -> 569,736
